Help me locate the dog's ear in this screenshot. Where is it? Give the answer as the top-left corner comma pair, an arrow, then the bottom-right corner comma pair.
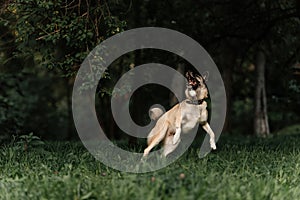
185,71 -> 189,79
185,71 -> 194,79
202,71 -> 209,82
195,74 -> 203,83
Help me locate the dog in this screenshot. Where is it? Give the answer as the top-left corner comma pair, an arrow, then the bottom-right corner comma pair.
143,71 -> 216,157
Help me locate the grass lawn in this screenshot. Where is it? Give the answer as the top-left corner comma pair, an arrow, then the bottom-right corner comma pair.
1,134 -> 300,200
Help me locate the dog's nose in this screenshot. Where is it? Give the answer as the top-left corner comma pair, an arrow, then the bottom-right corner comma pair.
189,80 -> 197,86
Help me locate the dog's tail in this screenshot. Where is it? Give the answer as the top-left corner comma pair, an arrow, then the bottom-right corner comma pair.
149,107 -> 165,121
147,119 -> 169,146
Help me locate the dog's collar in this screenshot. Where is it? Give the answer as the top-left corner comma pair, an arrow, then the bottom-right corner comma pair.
186,99 -> 206,105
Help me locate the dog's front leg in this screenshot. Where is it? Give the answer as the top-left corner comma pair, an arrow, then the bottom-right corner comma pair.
173,116 -> 182,145
163,133 -> 181,157
202,122 -> 216,150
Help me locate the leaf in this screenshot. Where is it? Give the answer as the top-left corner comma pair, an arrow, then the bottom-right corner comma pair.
80,192 -> 93,200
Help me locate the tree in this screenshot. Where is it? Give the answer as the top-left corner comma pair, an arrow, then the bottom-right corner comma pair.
0,0 -> 126,139
254,51 -> 270,137
1,0 -> 300,139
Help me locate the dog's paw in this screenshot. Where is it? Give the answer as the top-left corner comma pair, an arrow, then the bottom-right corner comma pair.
210,143 -> 216,150
143,149 -> 150,158
173,128 -> 181,145
173,136 -> 180,145
173,134 -> 180,145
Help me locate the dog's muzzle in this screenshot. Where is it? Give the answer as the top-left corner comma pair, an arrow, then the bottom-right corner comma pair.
187,83 -> 199,90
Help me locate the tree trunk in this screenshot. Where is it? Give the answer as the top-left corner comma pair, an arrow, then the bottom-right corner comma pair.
254,51 -> 270,137
222,46 -> 236,133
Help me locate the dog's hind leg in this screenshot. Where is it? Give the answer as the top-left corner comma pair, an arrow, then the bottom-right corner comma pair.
202,122 -> 216,150
143,122 -> 169,157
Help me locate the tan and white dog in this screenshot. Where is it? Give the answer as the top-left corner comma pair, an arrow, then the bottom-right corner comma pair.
143,71 -> 216,157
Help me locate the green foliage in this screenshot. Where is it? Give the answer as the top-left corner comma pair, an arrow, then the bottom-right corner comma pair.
6,0 -> 126,77
288,79 -> 300,94
231,98 -> 254,134
0,0 -> 299,138
0,0 -> 127,138
0,71 -> 71,139
1,135 -> 300,199
0,73 -> 38,135
14,132 -> 44,151
276,124 -> 300,135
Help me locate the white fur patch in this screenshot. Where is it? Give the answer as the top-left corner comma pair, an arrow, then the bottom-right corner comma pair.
189,90 -> 196,97
173,128 -> 181,144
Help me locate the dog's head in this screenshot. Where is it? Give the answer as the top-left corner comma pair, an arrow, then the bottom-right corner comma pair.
185,71 -> 208,88
185,71 -> 208,100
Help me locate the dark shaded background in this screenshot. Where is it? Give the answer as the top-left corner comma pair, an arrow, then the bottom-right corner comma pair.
0,0 -> 299,141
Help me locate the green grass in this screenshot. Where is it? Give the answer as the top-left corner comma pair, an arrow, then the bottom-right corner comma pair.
1,134 -> 300,200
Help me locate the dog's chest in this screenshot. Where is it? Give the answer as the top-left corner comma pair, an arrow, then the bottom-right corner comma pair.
181,104 -> 201,133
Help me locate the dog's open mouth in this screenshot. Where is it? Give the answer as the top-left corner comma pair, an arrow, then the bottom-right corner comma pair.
187,80 -> 199,90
